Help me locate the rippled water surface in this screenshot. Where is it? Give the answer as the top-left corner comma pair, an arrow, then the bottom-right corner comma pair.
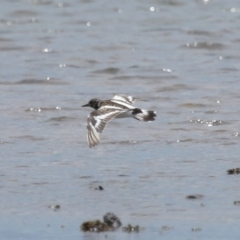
1,0 -> 240,239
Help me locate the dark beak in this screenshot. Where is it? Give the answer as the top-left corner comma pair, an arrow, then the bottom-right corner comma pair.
82,103 -> 90,107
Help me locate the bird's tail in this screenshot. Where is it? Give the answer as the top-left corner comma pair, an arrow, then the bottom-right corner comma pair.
132,108 -> 156,122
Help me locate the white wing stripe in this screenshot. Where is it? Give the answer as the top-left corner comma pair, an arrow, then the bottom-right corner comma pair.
99,105 -> 124,110
112,94 -> 135,104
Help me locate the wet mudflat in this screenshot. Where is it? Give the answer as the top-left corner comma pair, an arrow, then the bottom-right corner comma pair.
1,0 -> 240,239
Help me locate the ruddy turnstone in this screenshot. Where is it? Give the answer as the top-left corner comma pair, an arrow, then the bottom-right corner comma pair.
82,94 -> 156,148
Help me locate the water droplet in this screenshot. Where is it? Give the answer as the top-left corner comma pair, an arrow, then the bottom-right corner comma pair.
59,64 -> 66,68
233,132 -> 239,137
42,48 -> 52,53
29,107 -> 41,112
57,2 -> 63,7
118,8 -> 122,13
163,68 -> 172,73
86,22 -> 91,26
150,6 -> 155,12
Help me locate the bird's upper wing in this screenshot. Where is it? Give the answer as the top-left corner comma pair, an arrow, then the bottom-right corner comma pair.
87,108 -> 126,148
112,94 -> 147,105
111,94 -> 135,104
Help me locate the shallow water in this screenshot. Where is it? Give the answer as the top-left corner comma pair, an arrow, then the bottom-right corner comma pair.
1,0 -> 240,239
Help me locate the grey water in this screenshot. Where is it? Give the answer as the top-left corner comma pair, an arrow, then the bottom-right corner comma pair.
1,0 -> 240,239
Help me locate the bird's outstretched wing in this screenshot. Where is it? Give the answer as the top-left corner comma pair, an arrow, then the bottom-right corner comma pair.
87,108 -> 126,148
112,94 -> 147,105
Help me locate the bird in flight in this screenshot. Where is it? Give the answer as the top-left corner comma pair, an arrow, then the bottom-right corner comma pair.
82,94 -> 156,148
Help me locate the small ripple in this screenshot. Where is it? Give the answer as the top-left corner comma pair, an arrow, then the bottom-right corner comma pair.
14,78 -> 67,85
219,67 -> 238,72
160,0 -> 184,6
92,67 -> 120,75
26,106 -> 61,112
157,84 -> 194,92
176,138 -> 193,143
205,110 -> 218,114
106,139 -> 155,146
170,128 -> 188,131
187,30 -> 213,36
15,165 -> 29,168
0,37 -> 12,42
0,18 -> 38,26
79,176 -> 93,179
211,129 -> 228,133
12,135 -> 45,141
32,182 -> 49,185
224,7 -> 240,13
55,2 -> 70,8
8,10 -> 38,17
180,103 -> 209,108
47,116 -> 76,122
184,41 -> 225,50
189,119 -> 227,126
0,141 -> 13,146
0,45 -> 26,51
28,0 -> 53,6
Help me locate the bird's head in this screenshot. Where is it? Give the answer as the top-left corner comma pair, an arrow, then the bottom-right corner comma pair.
82,98 -> 101,110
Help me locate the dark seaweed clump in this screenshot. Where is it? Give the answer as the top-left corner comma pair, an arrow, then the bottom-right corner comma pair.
234,201 -> 240,205
48,204 -> 61,211
81,212 -> 121,232
81,213 -> 142,233
81,220 -> 109,232
122,224 -> 139,233
227,168 -> 240,175
186,194 -> 204,200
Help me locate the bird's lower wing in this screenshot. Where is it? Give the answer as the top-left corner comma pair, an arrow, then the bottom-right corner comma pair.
87,108 -> 126,148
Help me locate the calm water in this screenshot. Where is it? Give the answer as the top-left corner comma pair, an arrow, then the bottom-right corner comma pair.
1,0 -> 240,239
